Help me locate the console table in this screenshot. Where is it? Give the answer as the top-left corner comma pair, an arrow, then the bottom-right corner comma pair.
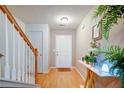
78,60 -> 120,88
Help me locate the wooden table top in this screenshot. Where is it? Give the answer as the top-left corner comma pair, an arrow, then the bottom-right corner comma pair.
78,60 -> 116,77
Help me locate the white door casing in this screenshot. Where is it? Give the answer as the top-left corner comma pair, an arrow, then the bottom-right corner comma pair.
28,31 -> 43,73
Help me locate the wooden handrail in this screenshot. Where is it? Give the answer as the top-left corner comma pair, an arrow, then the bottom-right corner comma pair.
0,5 -> 36,54
0,5 -> 38,84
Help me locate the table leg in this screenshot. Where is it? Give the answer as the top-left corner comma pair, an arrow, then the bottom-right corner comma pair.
84,69 -> 95,88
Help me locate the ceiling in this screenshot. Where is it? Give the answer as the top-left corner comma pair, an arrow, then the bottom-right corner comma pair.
7,5 -> 94,30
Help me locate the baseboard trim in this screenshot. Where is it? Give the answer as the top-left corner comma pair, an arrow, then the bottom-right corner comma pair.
49,66 -> 74,68
48,66 -> 73,73
49,67 -> 57,69
73,67 -> 86,81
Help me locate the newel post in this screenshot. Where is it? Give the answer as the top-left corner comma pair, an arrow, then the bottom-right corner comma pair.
34,48 -> 38,84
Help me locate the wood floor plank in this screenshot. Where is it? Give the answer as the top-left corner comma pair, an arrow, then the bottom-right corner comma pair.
36,68 -> 84,88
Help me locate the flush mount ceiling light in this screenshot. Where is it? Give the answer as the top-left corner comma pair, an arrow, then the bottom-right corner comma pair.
60,17 -> 69,25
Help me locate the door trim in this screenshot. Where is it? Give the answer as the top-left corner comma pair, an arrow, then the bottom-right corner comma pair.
28,31 -> 43,73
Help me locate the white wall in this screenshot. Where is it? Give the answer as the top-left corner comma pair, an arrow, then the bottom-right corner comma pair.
50,29 -> 76,68
76,6 -> 124,79
26,24 -> 50,73
99,18 -> 124,48
75,7 -> 95,78
15,17 -> 25,32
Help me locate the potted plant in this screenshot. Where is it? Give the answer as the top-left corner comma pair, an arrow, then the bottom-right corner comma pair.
82,54 -> 96,65
101,45 -> 124,88
82,55 -> 90,64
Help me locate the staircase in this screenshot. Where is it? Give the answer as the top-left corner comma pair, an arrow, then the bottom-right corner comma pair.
0,5 -> 39,87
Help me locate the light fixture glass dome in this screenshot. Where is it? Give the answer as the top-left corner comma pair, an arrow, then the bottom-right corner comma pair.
60,17 -> 68,24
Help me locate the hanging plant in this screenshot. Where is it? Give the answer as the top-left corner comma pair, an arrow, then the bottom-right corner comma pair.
94,5 -> 124,40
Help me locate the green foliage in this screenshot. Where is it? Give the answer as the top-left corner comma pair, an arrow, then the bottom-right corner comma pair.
102,45 -> 124,87
94,5 -> 124,40
82,55 -> 96,63
120,76 -> 124,88
94,5 -> 109,18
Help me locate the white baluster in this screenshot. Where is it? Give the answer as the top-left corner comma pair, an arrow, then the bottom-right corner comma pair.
25,45 -> 28,83
15,30 -> 18,81
27,47 -> 30,83
17,33 -> 21,81
12,24 -> 16,80
30,51 -> 32,84
19,38 -> 22,81
0,12 -> 2,79
24,43 -> 26,82
28,48 -> 31,83
4,14 -> 10,80
33,52 -> 35,84
30,49 -> 33,83
31,51 -> 35,84
21,39 -> 25,82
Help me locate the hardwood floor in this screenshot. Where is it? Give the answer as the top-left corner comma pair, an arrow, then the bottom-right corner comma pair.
36,68 -> 85,88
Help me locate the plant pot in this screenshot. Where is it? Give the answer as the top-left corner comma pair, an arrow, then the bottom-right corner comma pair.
85,62 -> 89,64
89,62 -> 92,65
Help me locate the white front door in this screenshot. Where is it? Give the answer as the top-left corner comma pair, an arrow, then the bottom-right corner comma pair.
55,35 -> 72,67
28,31 -> 43,73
